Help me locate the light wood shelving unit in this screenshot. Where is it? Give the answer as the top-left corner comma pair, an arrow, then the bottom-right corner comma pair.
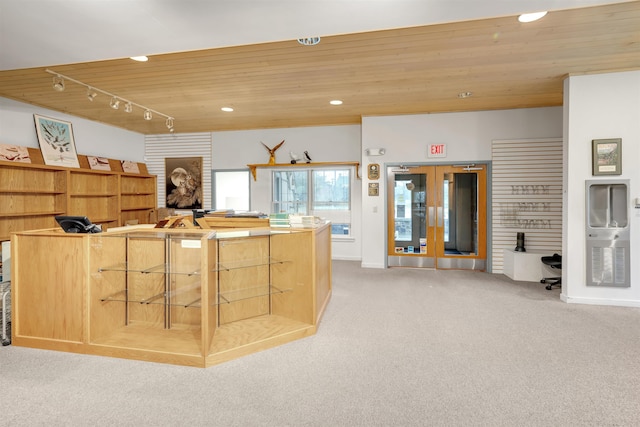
11,223 -> 332,367
119,172 -> 157,225
0,155 -> 156,241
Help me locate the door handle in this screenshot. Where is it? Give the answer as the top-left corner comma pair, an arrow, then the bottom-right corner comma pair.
437,206 -> 443,227
428,207 -> 434,227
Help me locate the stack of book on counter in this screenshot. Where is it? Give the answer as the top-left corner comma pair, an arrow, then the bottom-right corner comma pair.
289,215 -> 321,228
269,213 -> 290,228
205,209 -> 267,218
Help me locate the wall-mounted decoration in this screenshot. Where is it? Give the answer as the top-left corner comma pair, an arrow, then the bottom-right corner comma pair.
88,156 -> 111,171
0,143 -> 31,163
121,160 -> 140,173
261,140 -> 285,165
165,157 -> 203,209
33,114 -> 80,168
368,182 -> 379,196
592,138 -> 622,176
368,163 -> 380,180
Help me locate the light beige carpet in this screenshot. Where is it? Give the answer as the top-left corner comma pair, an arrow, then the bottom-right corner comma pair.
2,261 -> 639,426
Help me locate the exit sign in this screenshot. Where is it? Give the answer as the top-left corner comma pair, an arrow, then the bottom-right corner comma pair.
428,143 -> 447,158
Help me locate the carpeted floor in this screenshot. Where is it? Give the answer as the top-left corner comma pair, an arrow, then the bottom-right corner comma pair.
1,260 -> 639,426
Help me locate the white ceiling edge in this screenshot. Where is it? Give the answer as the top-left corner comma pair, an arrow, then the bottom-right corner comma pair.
0,0 -> 631,71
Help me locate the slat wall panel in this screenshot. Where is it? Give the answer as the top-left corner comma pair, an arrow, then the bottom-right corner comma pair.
491,138 -> 563,273
145,133 -> 212,209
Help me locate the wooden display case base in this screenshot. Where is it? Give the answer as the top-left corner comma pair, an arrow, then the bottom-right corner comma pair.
11,225 -> 331,367
206,315 -> 315,367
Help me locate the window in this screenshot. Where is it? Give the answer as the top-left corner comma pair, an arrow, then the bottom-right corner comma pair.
272,167 -> 352,236
212,170 -> 250,210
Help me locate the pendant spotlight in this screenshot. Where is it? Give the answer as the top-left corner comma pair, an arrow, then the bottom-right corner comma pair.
86,87 -> 97,101
52,75 -> 65,91
45,69 -> 175,131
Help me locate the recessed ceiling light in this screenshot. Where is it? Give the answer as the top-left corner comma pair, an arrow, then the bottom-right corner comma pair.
329,100 -> 343,105
221,107 -> 234,112
518,11 -> 547,23
130,56 -> 149,62
458,92 -> 473,99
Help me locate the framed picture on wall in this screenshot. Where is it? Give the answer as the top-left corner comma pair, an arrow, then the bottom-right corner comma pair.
165,157 -> 203,209
33,114 -> 80,168
592,138 -> 621,176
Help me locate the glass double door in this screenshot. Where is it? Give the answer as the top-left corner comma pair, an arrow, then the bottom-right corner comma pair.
387,164 -> 487,270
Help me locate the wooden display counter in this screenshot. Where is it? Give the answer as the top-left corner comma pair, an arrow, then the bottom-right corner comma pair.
11,223 -> 331,367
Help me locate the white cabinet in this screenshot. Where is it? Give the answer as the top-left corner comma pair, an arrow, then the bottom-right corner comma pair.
503,249 -> 554,282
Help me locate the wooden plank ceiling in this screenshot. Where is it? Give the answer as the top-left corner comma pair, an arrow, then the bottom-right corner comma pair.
0,1 -> 638,135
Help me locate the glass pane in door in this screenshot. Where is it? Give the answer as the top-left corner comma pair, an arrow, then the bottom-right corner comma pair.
393,174 -> 426,253
442,172 -> 478,256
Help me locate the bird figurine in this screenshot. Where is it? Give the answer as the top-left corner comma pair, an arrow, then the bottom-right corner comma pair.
304,150 -> 312,163
261,140 -> 285,165
290,151 -> 301,164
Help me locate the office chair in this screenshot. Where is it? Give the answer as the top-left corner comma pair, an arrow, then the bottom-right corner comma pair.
540,253 -> 562,290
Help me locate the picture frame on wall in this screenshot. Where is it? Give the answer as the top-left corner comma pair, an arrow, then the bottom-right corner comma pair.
33,114 -> 80,168
165,157 -> 203,209
592,138 -> 622,176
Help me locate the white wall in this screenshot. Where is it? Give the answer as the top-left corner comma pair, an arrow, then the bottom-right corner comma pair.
563,70 -> 640,307
211,125 -> 362,261
360,108 -> 563,268
0,97 -> 144,161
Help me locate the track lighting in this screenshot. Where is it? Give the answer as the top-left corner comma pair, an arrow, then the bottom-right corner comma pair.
52,75 -> 65,91
86,88 -> 97,101
45,69 -> 175,131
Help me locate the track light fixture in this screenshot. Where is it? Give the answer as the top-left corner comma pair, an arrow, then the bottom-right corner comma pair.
45,69 -> 175,131
52,75 -> 65,91
165,117 -> 174,132
86,87 -> 97,101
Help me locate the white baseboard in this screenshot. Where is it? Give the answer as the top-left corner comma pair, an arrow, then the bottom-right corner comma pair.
332,256 -> 361,262
360,262 -> 385,269
561,293 -> 640,308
